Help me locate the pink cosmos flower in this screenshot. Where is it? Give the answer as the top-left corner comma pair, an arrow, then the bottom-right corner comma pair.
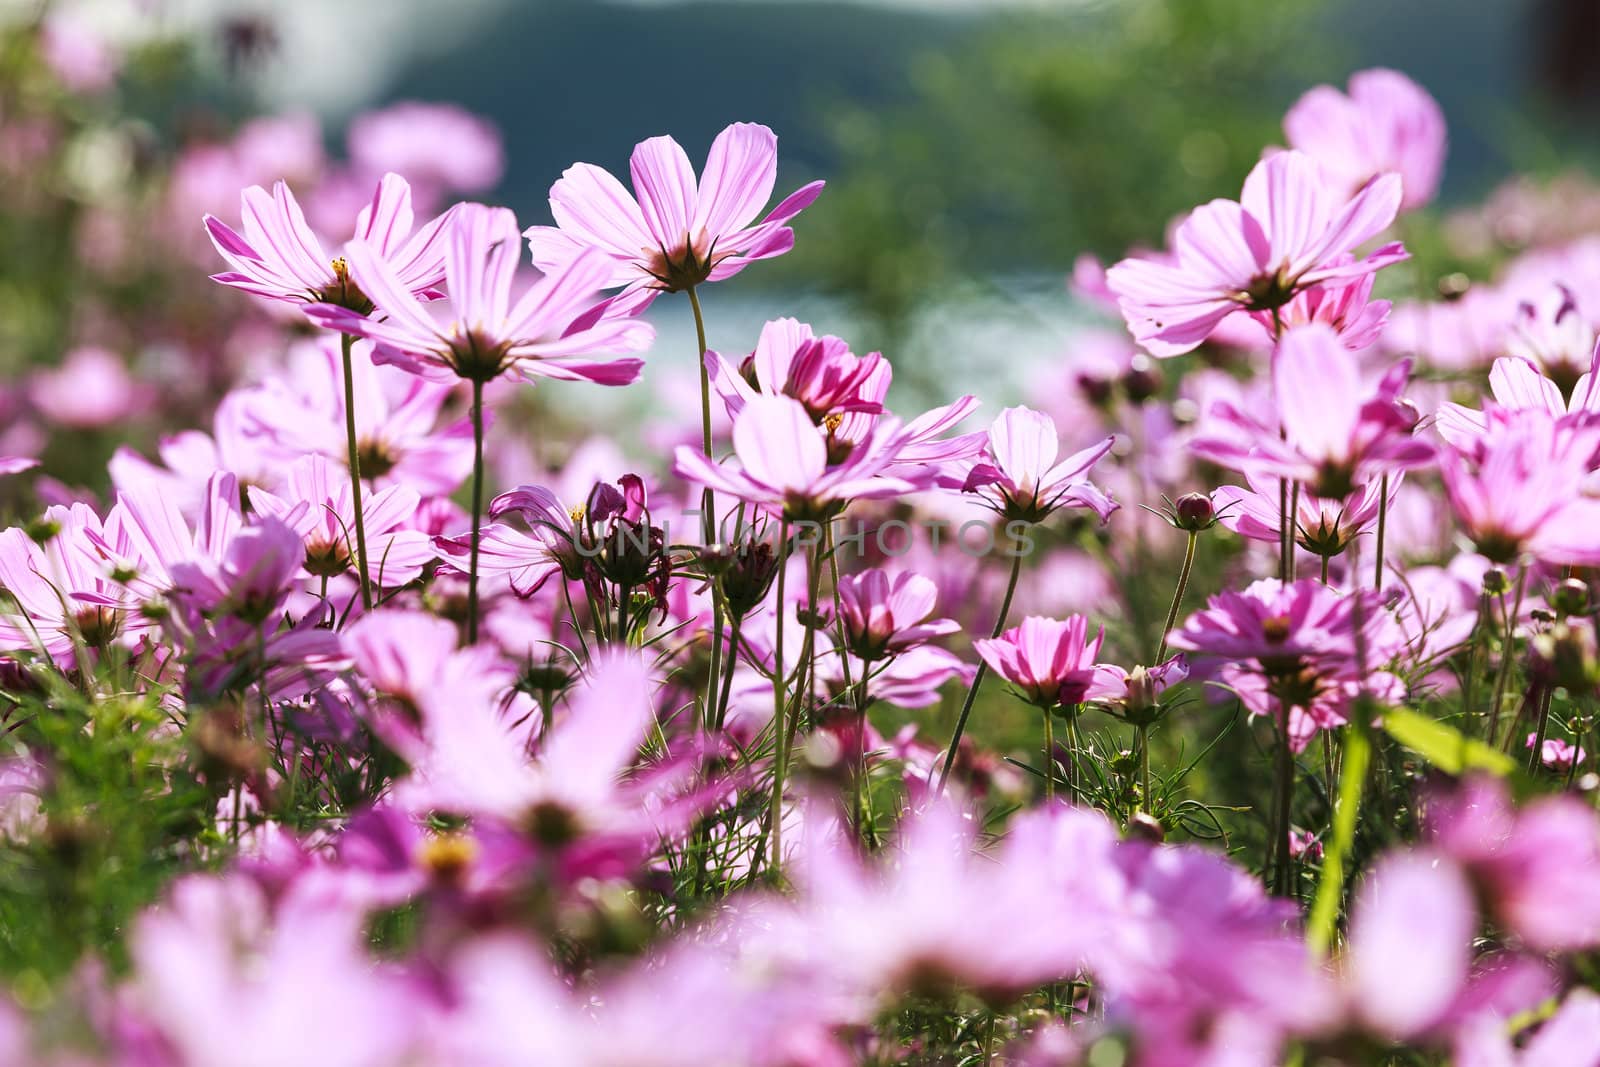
940,406 -> 1117,523
247,455 -> 437,588
524,122 -> 824,310
1192,323 -> 1431,498
704,317 -> 888,425
1437,413 -> 1600,565
672,394 -> 923,522
1436,341 -> 1600,459
1105,150 -> 1407,356
973,615 -> 1120,708
1166,578 -> 1391,696
1526,733 -> 1586,771
236,338 -> 475,497
204,172 -> 453,310
308,203 -> 652,385
1284,68 -> 1447,212
0,503 -> 145,665
1213,468 -> 1395,559
834,568 -> 960,662
1259,267 -> 1392,351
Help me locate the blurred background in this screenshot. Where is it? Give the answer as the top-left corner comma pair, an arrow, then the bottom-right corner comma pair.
1,0 -> 1598,482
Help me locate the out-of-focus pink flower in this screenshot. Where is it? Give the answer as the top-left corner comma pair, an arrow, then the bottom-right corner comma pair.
1346,849 -> 1476,1040
310,204 -> 651,386
1106,150 -> 1407,356
205,173 -> 453,309
347,101 -> 504,205
39,14 -> 118,93
29,346 -> 150,429
834,568 -> 959,661
1192,323 -> 1431,498
1427,777 -> 1600,952
1284,68 -> 1447,212
974,615 -> 1118,708
1526,734 -> 1587,771
1455,989 -> 1600,1067
940,406 -> 1116,523
132,876 -> 422,1067
1506,285 -> 1597,393
525,122 -> 824,310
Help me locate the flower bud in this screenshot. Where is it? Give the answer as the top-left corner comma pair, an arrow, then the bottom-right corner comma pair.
720,540 -> 780,619
1552,578 -> 1590,619
1482,568 -> 1509,597
1173,492 -> 1216,532
1125,811 -> 1165,843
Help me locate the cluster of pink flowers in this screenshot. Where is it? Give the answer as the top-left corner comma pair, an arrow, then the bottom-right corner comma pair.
6,41 -> 1600,1067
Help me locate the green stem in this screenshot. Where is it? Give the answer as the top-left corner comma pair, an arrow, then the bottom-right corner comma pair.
1307,724 -> 1370,956
1156,531 -> 1197,664
1488,565 -> 1528,748
935,543 -> 1026,795
466,377 -> 486,644
1270,693 -> 1294,894
711,614 -> 742,734
1529,684 -> 1555,773
853,666 -> 872,839
338,334 -> 373,612
688,286 -> 726,730
765,521 -> 791,874
1042,706 -> 1056,803
1137,722 -> 1150,814
1373,473 -> 1389,590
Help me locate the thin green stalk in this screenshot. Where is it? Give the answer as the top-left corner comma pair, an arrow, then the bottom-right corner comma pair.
1279,477 -> 1291,583
853,671 -> 873,839
1270,694 -> 1294,894
1529,684 -> 1555,774
1042,706 -> 1056,803
465,377 -> 486,644
1156,530 -> 1197,664
765,521 -> 791,874
338,334 -> 373,612
688,286 -> 727,730
711,614 -> 742,733
935,544 -> 1026,796
1307,723 -> 1371,956
1137,722 -> 1150,814
1373,473 -> 1390,590
1488,565 -> 1528,747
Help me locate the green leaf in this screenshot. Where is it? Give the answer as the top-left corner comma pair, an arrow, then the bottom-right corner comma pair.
1381,706 -> 1517,777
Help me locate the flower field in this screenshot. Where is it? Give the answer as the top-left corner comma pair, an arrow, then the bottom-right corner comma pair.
3,10 -> 1600,1067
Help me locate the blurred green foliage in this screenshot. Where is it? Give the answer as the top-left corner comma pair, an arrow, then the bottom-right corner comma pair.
788,0 -> 1330,335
